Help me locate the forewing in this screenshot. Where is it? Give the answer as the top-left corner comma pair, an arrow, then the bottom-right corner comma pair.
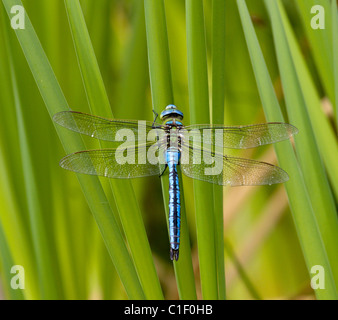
181,123 -> 298,149
180,144 -> 289,186
53,111 -> 163,142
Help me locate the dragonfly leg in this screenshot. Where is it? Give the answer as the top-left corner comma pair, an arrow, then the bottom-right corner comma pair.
159,164 -> 168,177
152,109 -> 159,128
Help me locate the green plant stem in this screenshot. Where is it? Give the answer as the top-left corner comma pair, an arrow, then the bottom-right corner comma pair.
4,14 -> 60,299
332,0 -> 338,127
64,0 -> 163,300
2,0 -> 145,300
237,0 -> 337,300
265,0 -> 338,292
0,7 -> 40,299
144,0 -> 196,300
211,0 -> 226,300
186,0 -> 218,299
224,239 -> 261,300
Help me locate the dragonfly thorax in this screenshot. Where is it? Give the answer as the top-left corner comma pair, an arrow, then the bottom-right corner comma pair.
167,128 -> 182,147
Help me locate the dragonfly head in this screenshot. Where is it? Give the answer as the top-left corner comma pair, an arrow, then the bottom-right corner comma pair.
160,105 -> 184,122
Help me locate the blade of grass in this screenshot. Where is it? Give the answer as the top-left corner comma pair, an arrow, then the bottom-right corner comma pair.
278,1 -> 338,200
81,0 -> 113,94
224,239 -> 261,300
294,0 -> 334,106
237,0 -> 337,300
0,146 -> 29,299
3,17 -> 60,299
0,221 -> 24,299
64,0 -> 163,300
211,0 -> 226,300
226,186 -> 297,297
144,0 -> 197,300
32,1 -> 86,299
50,166 -> 85,299
2,0 -> 145,300
163,0 -> 190,123
264,0 -> 338,287
0,8 -> 39,299
115,0 -> 150,121
186,0 -> 218,299
332,0 -> 338,127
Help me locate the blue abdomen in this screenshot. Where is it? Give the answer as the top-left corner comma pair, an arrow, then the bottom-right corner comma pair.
166,147 -> 181,261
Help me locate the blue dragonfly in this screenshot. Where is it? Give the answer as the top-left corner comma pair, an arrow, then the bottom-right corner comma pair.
53,105 -> 298,261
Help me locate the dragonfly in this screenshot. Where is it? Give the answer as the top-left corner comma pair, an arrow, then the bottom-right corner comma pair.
53,104 -> 298,261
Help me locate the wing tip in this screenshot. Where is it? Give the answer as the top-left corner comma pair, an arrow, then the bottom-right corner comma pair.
59,154 -> 70,169
287,123 -> 299,137
269,165 -> 289,185
52,110 -> 74,126
52,111 -> 64,124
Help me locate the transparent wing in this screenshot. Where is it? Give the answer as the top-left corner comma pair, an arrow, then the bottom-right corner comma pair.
53,111 -> 164,142
180,122 -> 298,149
60,142 -> 166,178
180,144 -> 289,186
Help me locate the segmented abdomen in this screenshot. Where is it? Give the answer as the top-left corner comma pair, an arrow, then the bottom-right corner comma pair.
166,148 -> 181,261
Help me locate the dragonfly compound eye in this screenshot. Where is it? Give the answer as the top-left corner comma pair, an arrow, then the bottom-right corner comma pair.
160,105 -> 184,121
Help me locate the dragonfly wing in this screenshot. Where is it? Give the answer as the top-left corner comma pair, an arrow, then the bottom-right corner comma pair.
53,111 -> 164,142
181,123 -> 298,149
60,142 -> 166,178
180,144 -> 289,186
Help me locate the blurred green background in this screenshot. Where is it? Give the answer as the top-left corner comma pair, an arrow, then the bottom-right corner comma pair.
0,0 -> 337,300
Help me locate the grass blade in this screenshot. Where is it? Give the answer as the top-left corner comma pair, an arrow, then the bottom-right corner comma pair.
64,0 -> 163,300
332,0 -> 338,126
2,0 -> 145,300
264,0 -> 338,287
211,0 -> 226,300
0,9 -> 41,299
115,0 -> 150,121
279,2 -> 338,202
144,0 -> 197,300
294,0 -> 334,107
237,0 -> 337,300
3,16 -> 60,298
0,222 -> 24,299
186,0 -> 218,299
